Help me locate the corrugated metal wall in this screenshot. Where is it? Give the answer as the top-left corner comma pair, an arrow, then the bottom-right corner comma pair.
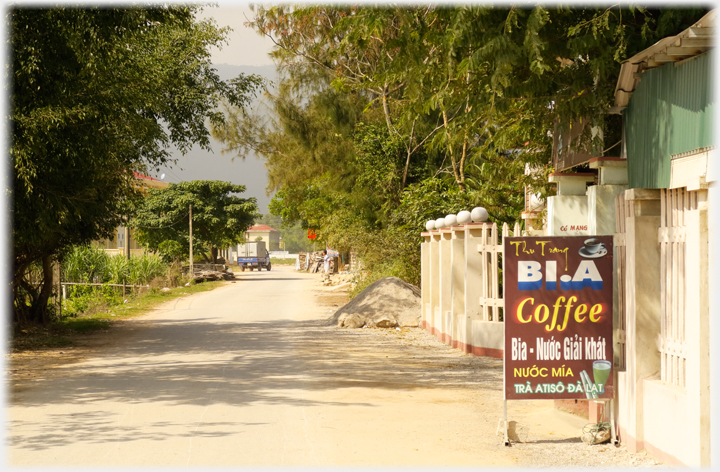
624,50 -> 714,189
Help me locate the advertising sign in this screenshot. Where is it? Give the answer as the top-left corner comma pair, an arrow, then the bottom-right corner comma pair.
504,236 -> 613,400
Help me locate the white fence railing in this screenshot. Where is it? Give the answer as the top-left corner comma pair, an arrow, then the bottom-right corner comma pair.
658,188 -> 693,388
420,221 -> 520,357
614,193 -> 630,370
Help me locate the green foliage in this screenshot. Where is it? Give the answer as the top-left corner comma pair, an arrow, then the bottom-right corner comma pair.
132,180 -> 259,262
62,244 -> 167,286
62,245 -> 111,283
255,213 -> 314,253
11,6 -> 262,323
217,5 -> 707,292
62,285 -> 121,319
157,240 -> 184,264
13,280 -> 226,352
269,258 -> 297,266
57,244 -> 189,320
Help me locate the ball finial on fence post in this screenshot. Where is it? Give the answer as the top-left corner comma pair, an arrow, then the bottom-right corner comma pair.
471,207 -> 488,223
457,211 -> 472,224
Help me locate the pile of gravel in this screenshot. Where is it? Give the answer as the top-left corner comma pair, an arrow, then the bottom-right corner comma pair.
328,277 -> 421,328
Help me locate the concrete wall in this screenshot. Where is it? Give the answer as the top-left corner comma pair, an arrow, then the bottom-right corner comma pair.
641,380 -> 689,466
588,184 -> 627,235
547,195 -> 589,236
420,224 -> 505,359
615,187 -> 711,467
468,320 -> 504,358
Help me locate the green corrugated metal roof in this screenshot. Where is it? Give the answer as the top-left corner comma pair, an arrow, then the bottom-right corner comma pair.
624,49 -> 714,189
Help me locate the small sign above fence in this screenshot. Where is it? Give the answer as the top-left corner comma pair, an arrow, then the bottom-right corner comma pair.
503,236 -> 614,400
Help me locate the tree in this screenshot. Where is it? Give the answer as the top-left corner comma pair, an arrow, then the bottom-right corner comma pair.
11,6 -> 262,323
216,5 -> 707,291
133,181 -> 259,263
255,214 -> 314,253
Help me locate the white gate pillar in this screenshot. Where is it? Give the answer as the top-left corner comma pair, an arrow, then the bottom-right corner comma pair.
438,229 -> 453,343
618,188 -> 661,453
450,225 -> 466,349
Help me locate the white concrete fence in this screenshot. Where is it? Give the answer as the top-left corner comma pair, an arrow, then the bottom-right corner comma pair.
420,209 -> 521,358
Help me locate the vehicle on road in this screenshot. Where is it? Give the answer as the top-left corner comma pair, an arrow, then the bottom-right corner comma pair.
236,241 -> 272,271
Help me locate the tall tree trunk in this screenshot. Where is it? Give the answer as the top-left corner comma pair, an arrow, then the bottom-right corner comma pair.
401,120 -> 416,189
381,83 -> 394,132
211,247 -> 218,264
458,130 -> 468,191
28,255 -> 54,324
442,109 -> 465,191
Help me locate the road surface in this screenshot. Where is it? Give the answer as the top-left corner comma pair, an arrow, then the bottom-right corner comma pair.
7,266 -> 661,468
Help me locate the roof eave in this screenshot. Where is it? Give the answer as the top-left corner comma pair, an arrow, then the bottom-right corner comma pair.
613,10 -> 716,109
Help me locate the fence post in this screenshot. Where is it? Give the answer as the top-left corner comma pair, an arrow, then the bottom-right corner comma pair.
439,228 -> 453,344
429,231 -> 442,337
450,224 -> 466,349
421,231 -> 433,331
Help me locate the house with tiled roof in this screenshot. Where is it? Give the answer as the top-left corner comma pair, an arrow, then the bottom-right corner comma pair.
132,171 -> 169,192
245,224 -> 280,251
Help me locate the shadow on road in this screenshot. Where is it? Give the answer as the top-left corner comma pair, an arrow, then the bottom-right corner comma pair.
9,316 -> 503,451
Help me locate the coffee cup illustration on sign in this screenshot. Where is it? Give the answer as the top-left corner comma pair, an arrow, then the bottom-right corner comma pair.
579,238 -> 607,258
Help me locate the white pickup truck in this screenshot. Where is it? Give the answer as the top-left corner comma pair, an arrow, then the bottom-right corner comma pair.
236,241 -> 272,271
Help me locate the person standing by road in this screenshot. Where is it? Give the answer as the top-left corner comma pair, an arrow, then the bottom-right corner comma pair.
323,249 -> 331,273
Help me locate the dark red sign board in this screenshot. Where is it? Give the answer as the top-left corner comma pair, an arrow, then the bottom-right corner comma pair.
504,236 -> 613,400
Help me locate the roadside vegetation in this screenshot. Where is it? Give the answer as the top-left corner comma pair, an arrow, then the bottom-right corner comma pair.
269,258 -> 297,266
12,281 -> 225,352
256,213 -> 315,253
11,6 -> 261,324
12,244 -> 226,352
132,180 -> 258,264
212,5 -> 706,291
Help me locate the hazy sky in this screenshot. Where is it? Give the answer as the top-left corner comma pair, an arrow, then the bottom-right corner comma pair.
200,4 -> 275,67
154,4 -> 277,213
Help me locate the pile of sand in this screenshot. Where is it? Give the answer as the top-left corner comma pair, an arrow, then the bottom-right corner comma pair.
328,277 -> 421,328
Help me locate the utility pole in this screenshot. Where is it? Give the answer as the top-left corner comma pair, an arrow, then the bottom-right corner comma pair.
189,204 -> 194,276
125,226 -> 131,261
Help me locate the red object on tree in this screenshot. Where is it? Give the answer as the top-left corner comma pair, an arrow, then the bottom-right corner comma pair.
308,229 -> 317,240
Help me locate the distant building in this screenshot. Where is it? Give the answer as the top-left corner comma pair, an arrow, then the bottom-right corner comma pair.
245,224 -> 280,251
93,172 -> 169,257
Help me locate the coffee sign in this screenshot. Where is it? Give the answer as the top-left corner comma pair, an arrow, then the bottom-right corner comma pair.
503,236 -> 613,400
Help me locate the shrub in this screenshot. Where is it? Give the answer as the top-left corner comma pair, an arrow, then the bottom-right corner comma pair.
62,245 -> 111,283
62,284 -> 121,319
158,240 -> 184,264
59,245 -> 170,318
127,254 -> 165,285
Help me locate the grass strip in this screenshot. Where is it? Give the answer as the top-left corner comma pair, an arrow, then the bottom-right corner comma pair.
12,280 -> 227,352
269,258 -> 297,266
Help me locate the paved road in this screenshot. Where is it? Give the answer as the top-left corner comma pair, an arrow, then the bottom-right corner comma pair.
8,266 -> 586,467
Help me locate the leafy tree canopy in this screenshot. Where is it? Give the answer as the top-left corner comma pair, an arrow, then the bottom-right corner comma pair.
133,181 -> 259,263
214,5 -> 707,290
11,6 -> 262,323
